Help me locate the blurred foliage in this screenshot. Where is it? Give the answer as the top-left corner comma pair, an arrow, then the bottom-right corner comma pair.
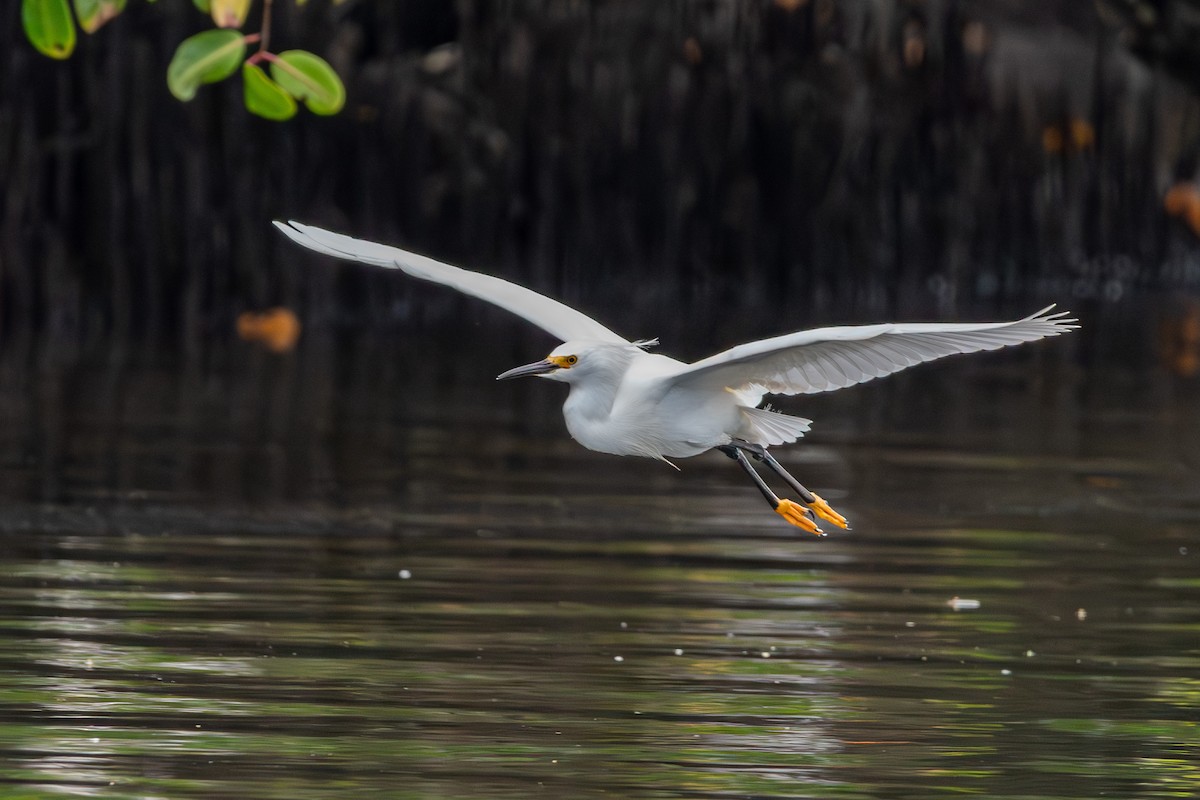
237,306 -> 301,351
1097,0 -> 1200,90
20,0 -> 344,120
1042,118 -> 1096,155
1163,182 -> 1200,236
3,1 -> 1200,349
20,0 -> 76,58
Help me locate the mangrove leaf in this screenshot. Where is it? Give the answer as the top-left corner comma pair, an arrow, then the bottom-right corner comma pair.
22,0 -> 76,59
270,50 -> 345,115
167,29 -> 246,101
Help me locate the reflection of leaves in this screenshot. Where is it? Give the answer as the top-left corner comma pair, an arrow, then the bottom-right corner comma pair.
22,0 -> 76,59
270,50 -> 346,115
167,29 -> 247,101
1158,301 -> 1200,377
244,63 -> 298,120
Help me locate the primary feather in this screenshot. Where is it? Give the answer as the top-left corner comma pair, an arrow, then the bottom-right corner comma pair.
273,221 -> 628,345
669,306 -> 1078,396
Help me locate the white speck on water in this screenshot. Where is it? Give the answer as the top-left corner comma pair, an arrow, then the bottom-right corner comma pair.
398,569 -> 412,579
619,621 -> 628,629
947,597 -> 981,611
673,648 -> 684,656
1001,669 -> 1012,676
613,655 -> 624,663
1076,608 -> 1088,621
1181,546 -> 1189,556
761,651 -> 771,658
1025,650 -> 1036,657
905,621 -> 916,628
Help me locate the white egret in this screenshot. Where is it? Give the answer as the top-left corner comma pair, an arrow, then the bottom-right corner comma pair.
274,221 -> 1077,534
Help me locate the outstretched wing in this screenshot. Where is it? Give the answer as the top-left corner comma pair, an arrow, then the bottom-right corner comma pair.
274,221 -> 629,344
667,306 -> 1077,396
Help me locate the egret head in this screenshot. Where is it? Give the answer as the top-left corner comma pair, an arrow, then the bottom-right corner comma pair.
496,341 -> 629,384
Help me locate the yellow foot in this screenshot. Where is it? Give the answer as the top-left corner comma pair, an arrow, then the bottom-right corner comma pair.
774,499 -> 824,536
807,493 -> 849,530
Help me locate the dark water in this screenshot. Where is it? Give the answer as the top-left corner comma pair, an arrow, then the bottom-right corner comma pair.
1,317 -> 1198,799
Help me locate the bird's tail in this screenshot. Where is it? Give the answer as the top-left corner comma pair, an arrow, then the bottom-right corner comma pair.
737,407 -> 813,447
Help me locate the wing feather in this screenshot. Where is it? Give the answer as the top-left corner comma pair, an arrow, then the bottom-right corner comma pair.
668,307 -> 1077,396
274,221 -> 628,344
798,361 -> 826,390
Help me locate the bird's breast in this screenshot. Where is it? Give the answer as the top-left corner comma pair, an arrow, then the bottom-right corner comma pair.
561,381 -> 740,460
561,397 -> 647,457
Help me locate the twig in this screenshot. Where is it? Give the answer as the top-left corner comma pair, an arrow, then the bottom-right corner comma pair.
259,0 -> 274,54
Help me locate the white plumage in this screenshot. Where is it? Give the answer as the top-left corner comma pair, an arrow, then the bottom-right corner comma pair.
275,221 -> 1077,533
273,221 -> 626,344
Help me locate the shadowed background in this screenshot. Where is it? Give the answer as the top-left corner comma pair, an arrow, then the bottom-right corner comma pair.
2,0 -> 1198,499
3,0 -> 1200,340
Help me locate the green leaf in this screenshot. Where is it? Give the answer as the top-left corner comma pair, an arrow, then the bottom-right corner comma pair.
166,29 -> 247,102
192,0 -> 211,12
73,0 -> 127,34
210,0 -> 251,28
243,63 -> 297,121
22,0 -> 76,59
270,50 -> 345,115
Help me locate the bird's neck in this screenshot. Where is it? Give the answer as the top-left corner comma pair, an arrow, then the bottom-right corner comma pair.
564,379 -> 620,421
563,348 -> 635,421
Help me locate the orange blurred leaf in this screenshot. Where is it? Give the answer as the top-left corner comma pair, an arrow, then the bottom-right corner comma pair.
1163,182 -> 1200,238
237,307 -> 301,353
1042,118 -> 1094,154
1069,119 -> 1094,150
1042,126 -> 1064,153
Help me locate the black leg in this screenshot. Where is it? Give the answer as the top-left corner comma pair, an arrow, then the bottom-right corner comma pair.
729,440 -> 850,530
719,444 -> 822,535
719,445 -> 781,506
758,453 -> 818,504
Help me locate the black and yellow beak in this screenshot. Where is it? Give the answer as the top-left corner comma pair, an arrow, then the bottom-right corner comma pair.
496,359 -> 558,380
496,354 -> 574,380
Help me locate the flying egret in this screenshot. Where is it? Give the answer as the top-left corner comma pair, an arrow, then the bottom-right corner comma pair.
274,221 -> 1077,534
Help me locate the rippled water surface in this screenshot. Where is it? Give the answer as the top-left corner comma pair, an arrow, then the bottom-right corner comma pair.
1,325 -> 1198,799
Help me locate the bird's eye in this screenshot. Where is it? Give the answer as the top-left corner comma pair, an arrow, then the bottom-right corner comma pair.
565,355 -> 578,366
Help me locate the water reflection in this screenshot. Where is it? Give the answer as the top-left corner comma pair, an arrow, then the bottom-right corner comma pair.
0,310 -> 1198,798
